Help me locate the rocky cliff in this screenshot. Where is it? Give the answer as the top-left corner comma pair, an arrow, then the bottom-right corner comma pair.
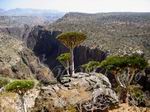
0,25 -> 107,76
0,72 -> 118,112
26,26 -> 107,73
0,32 -> 55,83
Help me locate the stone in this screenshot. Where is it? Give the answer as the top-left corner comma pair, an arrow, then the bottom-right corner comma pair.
60,77 -> 71,84
32,72 -> 119,111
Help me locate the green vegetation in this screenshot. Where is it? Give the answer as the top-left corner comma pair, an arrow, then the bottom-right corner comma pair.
5,80 -> 35,93
82,61 -> 101,72
57,32 -> 87,76
100,54 -> 148,103
5,80 -> 35,112
0,77 -> 10,88
57,53 -> 71,76
128,85 -> 145,104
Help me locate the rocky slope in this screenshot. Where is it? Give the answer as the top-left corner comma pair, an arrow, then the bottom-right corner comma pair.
0,32 -> 55,83
0,13 -> 150,112
0,72 -> 119,112
0,16 -> 52,27
0,25 -> 107,75
48,12 -> 150,59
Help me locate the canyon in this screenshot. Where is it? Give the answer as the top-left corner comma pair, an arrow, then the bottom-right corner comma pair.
0,11 -> 150,111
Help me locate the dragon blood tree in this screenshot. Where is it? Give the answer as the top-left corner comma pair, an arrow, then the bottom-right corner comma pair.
57,52 -> 71,76
5,80 -> 35,112
57,32 -> 87,76
100,54 -> 148,103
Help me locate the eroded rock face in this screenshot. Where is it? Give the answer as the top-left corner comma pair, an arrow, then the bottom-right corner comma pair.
0,33 -> 55,83
1,25 -> 107,76
32,72 -> 118,112
0,93 -> 23,112
0,89 -> 40,112
25,26 -> 107,76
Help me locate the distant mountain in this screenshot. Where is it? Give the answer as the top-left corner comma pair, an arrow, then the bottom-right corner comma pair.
0,9 -> 4,14
49,12 -> 150,58
0,8 -> 65,26
0,9 -> 4,11
0,8 -> 65,16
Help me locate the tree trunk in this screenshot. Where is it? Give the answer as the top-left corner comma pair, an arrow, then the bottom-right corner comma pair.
114,74 -> 126,88
20,95 -> 27,112
70,49 -> 75,76
128,69 -> 136,85
66,60 -> 70,76
120,87 -> 128,104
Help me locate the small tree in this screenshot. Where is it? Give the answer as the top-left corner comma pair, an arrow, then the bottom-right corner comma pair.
82,61 -> 101,73
5,80 -> 35,112
57,32 -> 87,76
57,53 -> 71,76
100,54 -> 148,103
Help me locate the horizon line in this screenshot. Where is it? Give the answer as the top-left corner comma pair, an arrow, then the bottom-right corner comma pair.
1,8 -> 150,14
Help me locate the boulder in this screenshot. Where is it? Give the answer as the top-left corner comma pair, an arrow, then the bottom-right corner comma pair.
32,72 -> 118,111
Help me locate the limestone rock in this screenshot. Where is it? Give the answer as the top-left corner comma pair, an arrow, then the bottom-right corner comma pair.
32,72 -> 118,111
0,89 -> 40,112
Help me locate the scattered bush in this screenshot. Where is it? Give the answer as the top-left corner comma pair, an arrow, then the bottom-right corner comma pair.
5,80 -> 35,94
128,85 -> 145,106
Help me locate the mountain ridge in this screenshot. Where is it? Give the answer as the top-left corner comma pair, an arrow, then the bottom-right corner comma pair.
49,12 -> 150,59
0,8 -> 65,16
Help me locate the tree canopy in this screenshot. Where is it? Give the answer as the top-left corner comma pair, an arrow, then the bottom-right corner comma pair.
57,53 -> 71,63
82,61 -> 101,72
57,32 -> 87,49
100,55 -> 148,70
57,52 -> 71,75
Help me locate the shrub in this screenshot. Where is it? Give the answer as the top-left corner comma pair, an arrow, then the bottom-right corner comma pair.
128,85 -> 145,106
5,80 -> 35,93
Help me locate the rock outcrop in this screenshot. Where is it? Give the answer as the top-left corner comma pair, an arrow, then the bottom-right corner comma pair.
31,72 -> 118,112
0,89 -> 40,112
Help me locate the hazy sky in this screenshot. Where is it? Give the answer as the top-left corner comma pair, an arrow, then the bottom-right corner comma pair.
0,0 -> 150,13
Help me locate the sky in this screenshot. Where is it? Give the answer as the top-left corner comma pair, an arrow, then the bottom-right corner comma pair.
0,0 -> 150,13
